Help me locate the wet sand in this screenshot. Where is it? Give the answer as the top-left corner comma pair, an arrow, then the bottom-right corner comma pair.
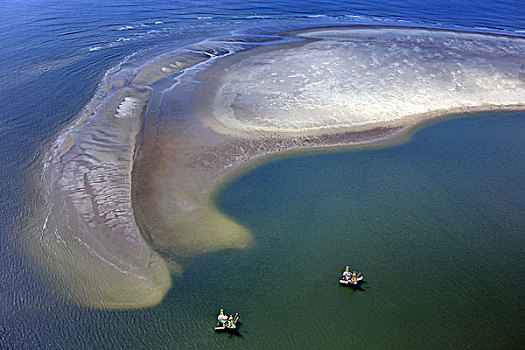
40,86 -> 171,309
39,26 -> 525,309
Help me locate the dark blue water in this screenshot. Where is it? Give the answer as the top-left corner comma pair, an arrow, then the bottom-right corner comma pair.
0,1 -> 523,349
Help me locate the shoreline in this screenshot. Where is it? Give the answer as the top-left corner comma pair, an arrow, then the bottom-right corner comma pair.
283,24 -> 525,40
209,107 -> 525,196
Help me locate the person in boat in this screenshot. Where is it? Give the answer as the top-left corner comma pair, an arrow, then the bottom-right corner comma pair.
350,271 -> 357,283
227,315 -> 236,329
342,266 -> 352,281
218,309 -> 228,325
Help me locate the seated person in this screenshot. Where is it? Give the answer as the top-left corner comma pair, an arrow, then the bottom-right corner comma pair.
227,315 -> 236,329
350,271 -> 357,283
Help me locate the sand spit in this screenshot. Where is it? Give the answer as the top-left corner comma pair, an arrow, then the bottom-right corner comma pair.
36,26 -> 525,309
133,121 -> 399,257
135,27 -> 524,264
41,86 -> 170,309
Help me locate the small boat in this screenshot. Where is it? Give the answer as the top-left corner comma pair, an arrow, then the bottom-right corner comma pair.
215,311 -> 240,333
340,268 -> 364,287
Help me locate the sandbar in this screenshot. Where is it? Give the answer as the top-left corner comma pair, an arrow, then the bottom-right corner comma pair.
34,26 -> 524,309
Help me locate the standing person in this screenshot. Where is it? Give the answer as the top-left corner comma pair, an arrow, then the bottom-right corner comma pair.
342,266 -> 352,281
218,309 -> 228,325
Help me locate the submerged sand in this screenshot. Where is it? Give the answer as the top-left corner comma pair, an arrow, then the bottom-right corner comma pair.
36,26 -> 525,309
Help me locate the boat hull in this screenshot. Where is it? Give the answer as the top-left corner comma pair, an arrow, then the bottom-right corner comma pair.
339,276 -> 363,287
215,324 -> 240,334
215,314 -> 240,334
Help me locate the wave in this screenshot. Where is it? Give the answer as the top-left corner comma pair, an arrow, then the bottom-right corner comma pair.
116,25 -> 135,31
84,15 -> 525,54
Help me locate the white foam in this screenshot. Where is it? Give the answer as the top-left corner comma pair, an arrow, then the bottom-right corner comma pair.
117,25 -> 135,31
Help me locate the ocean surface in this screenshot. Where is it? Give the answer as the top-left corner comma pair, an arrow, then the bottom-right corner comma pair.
0,1 -> 523,349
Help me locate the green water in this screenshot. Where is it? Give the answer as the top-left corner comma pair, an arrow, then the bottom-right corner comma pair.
33,112 -> 524,349
210,112 -> 525,349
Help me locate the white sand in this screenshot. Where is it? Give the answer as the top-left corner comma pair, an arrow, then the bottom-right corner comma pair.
205,28 -> 525,135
